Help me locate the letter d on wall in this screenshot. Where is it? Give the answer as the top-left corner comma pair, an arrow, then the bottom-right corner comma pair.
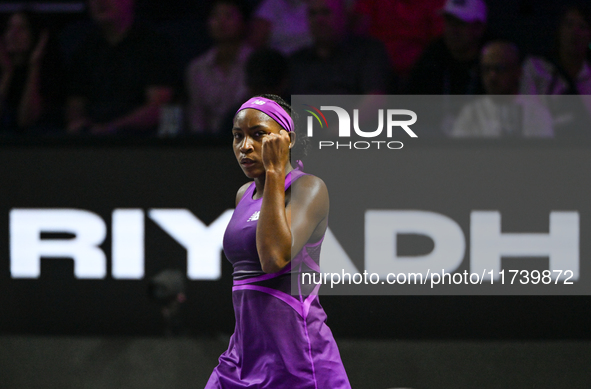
10,209 -> 107,278
365,210 -> 465,277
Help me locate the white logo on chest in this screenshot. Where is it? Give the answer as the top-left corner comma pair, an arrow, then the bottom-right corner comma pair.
247,211 -> 260,222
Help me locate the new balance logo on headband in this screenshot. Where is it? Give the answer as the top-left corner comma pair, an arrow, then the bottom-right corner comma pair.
236,97 -> 295,132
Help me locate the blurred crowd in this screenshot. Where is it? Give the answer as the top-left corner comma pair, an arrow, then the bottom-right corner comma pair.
1,0 -> 591,139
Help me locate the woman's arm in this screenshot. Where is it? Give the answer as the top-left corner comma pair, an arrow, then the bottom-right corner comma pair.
17,62 -> 43,128
257,144 -> 290,273
286,175 -> 329,259
256,130 -> 329,273
17,31 -> 49,128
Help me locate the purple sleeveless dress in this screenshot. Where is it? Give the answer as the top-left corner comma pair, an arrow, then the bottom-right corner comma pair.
205,166 -> 351,389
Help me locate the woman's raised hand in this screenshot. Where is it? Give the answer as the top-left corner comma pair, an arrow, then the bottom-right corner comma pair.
261,129 -> 291,173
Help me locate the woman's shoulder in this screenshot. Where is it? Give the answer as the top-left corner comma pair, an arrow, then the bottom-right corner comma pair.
235,181 -> 254,206
292,173 -> 327,192
290,173 -> 329,214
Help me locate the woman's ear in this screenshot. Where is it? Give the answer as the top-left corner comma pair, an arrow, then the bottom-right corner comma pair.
289,131 -> 296,149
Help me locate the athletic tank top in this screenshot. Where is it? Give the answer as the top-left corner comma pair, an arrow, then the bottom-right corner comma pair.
222,164 -> 321,281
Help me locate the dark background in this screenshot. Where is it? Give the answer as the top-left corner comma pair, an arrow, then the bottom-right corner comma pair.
0,0 -> 587,76
1,139 -> 590,341
1,1 -> 590,388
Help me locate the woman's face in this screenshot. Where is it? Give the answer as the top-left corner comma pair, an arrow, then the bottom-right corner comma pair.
558,9 -> 591,55
4,13 -> 33,54
232,108 -> 286,179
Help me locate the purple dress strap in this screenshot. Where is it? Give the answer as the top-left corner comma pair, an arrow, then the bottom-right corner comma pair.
232,284 -> 304,317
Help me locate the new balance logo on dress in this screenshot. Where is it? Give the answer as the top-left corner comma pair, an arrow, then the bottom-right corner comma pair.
247,211 -> 260,222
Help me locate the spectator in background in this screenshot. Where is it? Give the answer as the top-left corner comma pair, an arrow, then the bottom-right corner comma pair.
289,0 -> 390,95
0,11 -> 64,134
66,0 -> 179,136
480,41 -> 522,95
218,48 -> 289,133
451,41 -> 553,138
520,5 -> 591,139
186,0 -> 252,135
406,0 -> 488,94
353,0 -> 445,81
521,5 -> 591,95
249,0 -> 312,55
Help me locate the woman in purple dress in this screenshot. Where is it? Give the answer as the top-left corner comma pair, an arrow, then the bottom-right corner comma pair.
205,94 -> 350,389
